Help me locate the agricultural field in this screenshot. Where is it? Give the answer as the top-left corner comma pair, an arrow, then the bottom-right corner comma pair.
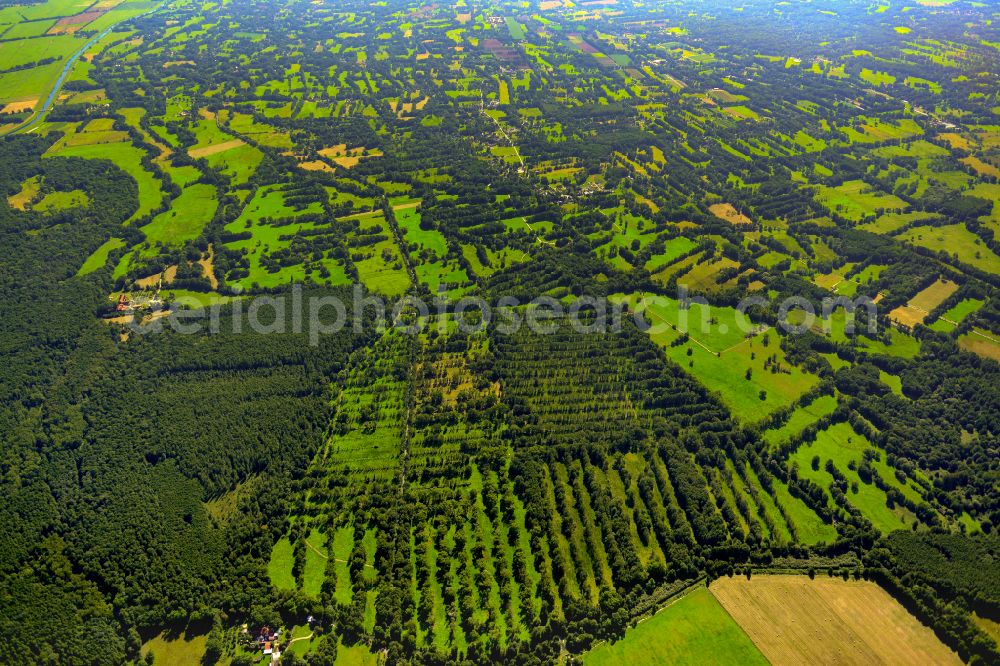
814,180 -> 908,223
584,586 -> 767,666
711,576 -> 961,666
618,292 -> 822,422
890,278 -> 959,328
897,224 -> 1000,274
2,0 -> 999,664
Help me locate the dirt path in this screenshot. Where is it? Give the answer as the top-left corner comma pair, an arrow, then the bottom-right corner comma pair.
188,138 -> 245,158
302,538 -> 350,564
970,328 -> 999,343
717,327 -> 770,355
640,295 -> 716,355
481,93 -> 524,168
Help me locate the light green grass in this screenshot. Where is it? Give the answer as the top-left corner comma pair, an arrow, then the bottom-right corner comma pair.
618,293 -> 821,422
929,298 -> 984,332
763,394 -> 838,448
224,186 -> 347,289
331,525 -> 354,605
815,180 -> 907,222
790,423 -> 915,533
858,211 -> 940,235
47,140 -> 163,222
812,309 -> 921,359
35,189 -> 88,211
879,371 -> 904,396
771,477 -> 838,545
268,536 -> 296,591
898,224 -> 1000,275
584,586 -> 767,666
77,237 -> 125,276
395,202 -> 448,256
303,529 -> 328,598
336,640 -> 378,666
141,631 -> 207,666
859,68 -> 895,86
141,184 -> 217,246
644,237 -> 698,272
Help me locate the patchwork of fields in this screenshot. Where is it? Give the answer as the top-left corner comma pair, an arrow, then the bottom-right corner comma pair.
1,0 -> 998,663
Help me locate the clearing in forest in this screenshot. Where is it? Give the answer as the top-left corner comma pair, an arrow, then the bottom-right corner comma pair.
890,278 -> 959,328
708,202 -> 752,225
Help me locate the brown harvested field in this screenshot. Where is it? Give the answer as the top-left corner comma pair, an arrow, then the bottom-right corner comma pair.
7,176 -> 41,210
891,278 -> 959,326
711,575 -> 961,666
331,155 -> 360,168
298,160 -> 334,172
959,329 -> 1000,362
188,139 -> 245,158
909,278 -> 958,312
49,10 -> 106,32
318,144 -> 381,169
2,99 -> 37,114
318,144 -> 348,158
708,88 -> 742,103
135,265 -> 177,289
889,305 -> 925,328
539,0 -> 561,9
709,202 -> 752,225
937,133 -> 970,151
961,156 -> 1000,179
198,245 -> 218,290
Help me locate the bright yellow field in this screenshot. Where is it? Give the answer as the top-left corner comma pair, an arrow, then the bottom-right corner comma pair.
711,576 -> 961,666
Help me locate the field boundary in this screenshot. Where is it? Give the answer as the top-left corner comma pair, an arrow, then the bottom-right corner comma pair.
584,575 -> 706,652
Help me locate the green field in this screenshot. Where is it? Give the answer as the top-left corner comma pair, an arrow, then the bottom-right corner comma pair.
789,422 -> 926,533
619,293 -> 821,422
268,536 -> 296,590
858,211 -> 940,235
584,586 -> 767,666
644,237 -> 698,272
898,224 -> 1000,275
763,394 -> 838,448
141,184 -> 217,246
47,140 -> 164,222
77,237 -> 125,275
141,631 -> 208,666
3,0 -> 998,663
223,185 -> 349,288
815,180 -> 908,222
929,298 -> 984,332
